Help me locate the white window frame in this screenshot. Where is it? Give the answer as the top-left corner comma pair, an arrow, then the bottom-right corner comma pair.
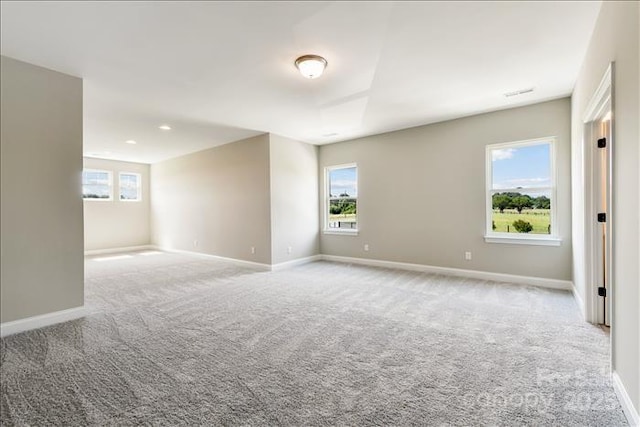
119,172 -> 142,202
484,137 -> 561,246
82,169 -> 113,201
324,163 -> 358,236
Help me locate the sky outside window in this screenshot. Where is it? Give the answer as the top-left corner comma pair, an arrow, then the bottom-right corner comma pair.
329,167 -> 357,197
492,143 -> 551,191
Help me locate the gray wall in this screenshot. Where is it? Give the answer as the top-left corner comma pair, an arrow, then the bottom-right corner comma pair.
151,134 -> 272,264
571,0 -> 639,413
269,134 -> 319,264
0,56 -> 84,323
83,157 -> 151,251
319,98 -> 572,280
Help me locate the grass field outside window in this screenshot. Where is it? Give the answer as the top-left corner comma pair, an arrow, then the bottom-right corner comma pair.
492,209 -> 550,234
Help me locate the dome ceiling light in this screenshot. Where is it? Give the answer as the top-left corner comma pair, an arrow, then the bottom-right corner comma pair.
294,54 -> 327,79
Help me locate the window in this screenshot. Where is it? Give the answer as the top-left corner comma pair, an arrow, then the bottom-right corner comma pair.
325,164 -> 357,234
485,138 -> 559,246
119,172 -> 141,201
82,169 -> 113,200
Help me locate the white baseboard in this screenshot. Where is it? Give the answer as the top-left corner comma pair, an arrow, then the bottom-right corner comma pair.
572,284 -> 586,320
156,246 -> 271,270
613,372 -> 640,426
103,247 -> 572,290
85,245 -> 154,256
157,247 -> 322,271
271,255 -> 322,271
1,306 -> 86,338
320,255 -> 573,291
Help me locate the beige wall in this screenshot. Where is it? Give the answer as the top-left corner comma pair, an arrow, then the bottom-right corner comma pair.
0,56 -> 84,323
83,158 -> 151,251
319,98 -> 572,281
151,134 -> 272,264
269,134 -> 319,264
571,0 -> 639,414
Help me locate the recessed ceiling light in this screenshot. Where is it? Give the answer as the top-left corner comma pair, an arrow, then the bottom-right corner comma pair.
294,55 -> 327,79
125,140 -> 137,144
504,88 -> 535,98
322,132 -> 339,137
159,125 -> 172,130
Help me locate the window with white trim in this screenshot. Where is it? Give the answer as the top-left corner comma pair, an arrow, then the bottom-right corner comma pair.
119,172 -> 142,201
325,164 -> 357,233
82,169 -> 113,200
485,138 -> 559,245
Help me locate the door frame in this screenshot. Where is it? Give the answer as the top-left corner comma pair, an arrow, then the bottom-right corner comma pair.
582,62 -> 614,328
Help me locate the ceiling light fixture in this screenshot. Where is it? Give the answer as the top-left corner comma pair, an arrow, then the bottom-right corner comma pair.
125,140 -> 137,144
294,54 -> 327,79
159,125 -> 171,130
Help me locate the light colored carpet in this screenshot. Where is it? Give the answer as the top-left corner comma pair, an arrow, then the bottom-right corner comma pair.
0,251 -> 628,426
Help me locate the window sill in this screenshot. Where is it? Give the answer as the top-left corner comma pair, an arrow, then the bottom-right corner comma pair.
323,229 -> 359,236
484,235 -> 561,246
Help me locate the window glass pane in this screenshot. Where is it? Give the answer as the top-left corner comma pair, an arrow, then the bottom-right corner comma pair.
120,173 -> 140,200
329,167 -> 357,198
82,171 -> 111,199
328,198 -> 357,229
327,166 -> 357,230
491,143 -> 550,190
491,189 -> 551,235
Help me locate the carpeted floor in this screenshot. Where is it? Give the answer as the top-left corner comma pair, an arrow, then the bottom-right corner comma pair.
0,251 -> 628,426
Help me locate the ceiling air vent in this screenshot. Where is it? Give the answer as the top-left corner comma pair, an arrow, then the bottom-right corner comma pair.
504,88 -> 535,97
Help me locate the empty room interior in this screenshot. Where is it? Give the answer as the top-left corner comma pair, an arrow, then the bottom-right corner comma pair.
1,1 -> 639,425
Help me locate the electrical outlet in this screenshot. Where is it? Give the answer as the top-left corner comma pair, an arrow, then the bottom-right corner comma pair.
251,246 -> 255,254
465,251 -> 472,261
364,244 -> 369,252
287,246 -> 292,254
193,240 -> 198,247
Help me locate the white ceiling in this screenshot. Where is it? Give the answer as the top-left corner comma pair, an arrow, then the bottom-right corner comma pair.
1,1 -> 602,164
